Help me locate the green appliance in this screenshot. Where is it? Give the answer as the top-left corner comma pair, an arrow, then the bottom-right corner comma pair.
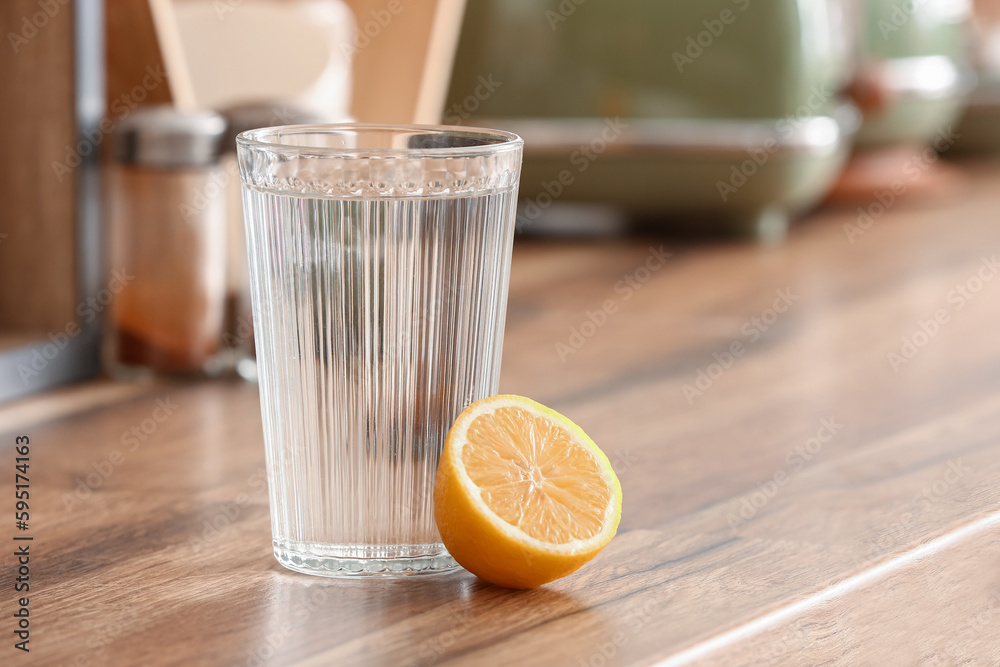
445,0 -> 858,240
854,0 -> 973,148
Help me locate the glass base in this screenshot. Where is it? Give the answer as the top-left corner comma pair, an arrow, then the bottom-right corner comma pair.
273,540 -> 461,578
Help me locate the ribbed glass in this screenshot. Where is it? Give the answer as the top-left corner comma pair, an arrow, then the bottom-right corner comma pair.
237,125 -> 522,576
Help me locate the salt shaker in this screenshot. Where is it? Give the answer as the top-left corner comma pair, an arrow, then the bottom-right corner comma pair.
105,106 -> 227,377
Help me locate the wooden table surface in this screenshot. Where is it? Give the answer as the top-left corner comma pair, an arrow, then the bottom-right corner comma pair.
4,164 -> 1000,666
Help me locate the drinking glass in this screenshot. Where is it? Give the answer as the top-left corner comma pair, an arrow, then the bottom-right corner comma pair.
237,124 -> 523,576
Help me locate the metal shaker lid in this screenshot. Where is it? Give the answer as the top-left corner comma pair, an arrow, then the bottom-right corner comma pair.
220,102 -> 350,153
114,105 -> 226,167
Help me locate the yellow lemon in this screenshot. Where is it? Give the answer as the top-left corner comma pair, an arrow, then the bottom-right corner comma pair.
434,395 -> 622,588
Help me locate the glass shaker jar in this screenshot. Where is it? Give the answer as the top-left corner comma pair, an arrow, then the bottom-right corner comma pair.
105,106 -> 227,377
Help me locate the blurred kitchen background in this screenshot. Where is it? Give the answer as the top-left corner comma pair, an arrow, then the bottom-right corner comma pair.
1,0 -> 998,402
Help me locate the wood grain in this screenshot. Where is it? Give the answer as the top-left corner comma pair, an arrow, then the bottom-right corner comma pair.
682,517 -> 1000,666
3,164 -> 1000,665
0,0 -> 77,332
105,0 -> 176,115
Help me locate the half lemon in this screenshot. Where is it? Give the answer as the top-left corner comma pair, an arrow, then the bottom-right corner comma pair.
434,395 -> 622,588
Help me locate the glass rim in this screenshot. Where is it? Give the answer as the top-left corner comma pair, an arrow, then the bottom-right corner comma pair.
235,123 -> 523,158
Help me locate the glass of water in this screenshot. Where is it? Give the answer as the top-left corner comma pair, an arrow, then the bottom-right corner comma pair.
237,125 -> 523,576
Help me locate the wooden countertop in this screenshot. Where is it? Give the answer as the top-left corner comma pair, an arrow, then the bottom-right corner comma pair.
5,164 -> 1000,666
